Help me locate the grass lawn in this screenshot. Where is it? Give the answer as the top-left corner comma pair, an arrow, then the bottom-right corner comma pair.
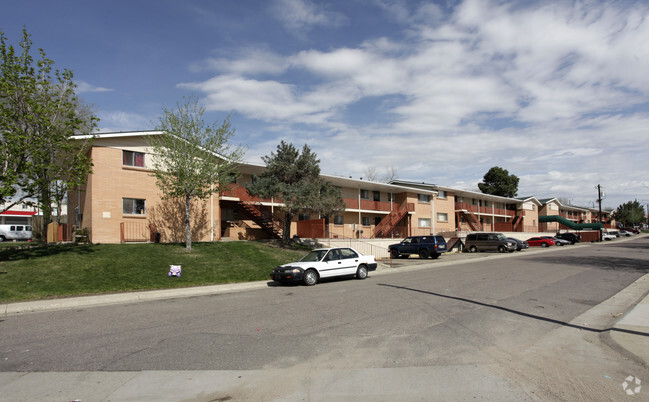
0,241 -> 308,303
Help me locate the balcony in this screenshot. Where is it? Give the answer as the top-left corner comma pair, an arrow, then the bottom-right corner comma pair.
344,198 -> 393,212
455,202 -> 516,217
221,185 -> 275,203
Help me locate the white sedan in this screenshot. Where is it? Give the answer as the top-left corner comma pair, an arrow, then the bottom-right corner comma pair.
270,247 -> 377,286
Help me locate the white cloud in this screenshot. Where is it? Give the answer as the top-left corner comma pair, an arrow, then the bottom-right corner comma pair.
189,47 -> 290,75
98,111 -> 152,132
182,0 -> 649,207
76,81 -> 113,93
270,0 -> 347,31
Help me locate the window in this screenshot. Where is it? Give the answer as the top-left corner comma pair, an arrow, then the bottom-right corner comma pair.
334,215 -> 344,225
373,191 -> 380,201
418,194 -> 430,203
437,190 -> 446,199
437,213 -> 448,222
123,198 -> 146,215
418,218 -> 431,227
298,213 -> 310,221
361,216 -> 370,226
388,193 -> 395,202
360,189 -> 370,199
123,150 -> 145,167
340,248 -> 358,259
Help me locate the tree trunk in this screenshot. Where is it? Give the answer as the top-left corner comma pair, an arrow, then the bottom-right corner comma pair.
185,195 -> 192,251
282,212 -> 293,245
40,188 -> 52,243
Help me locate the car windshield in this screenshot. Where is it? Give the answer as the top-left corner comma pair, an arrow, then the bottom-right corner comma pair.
299,250 -> 328,262
497,234 -> 507,241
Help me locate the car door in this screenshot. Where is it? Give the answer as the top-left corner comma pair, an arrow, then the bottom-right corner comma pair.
318,249 -> 343,278
338,248 -> 360,275
406,237 -> 420,254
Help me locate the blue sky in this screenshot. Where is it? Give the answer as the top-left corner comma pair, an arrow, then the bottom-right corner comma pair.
4,0 -> 649,210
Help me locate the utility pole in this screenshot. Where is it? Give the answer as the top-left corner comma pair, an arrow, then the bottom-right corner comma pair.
597,184 -> 603,241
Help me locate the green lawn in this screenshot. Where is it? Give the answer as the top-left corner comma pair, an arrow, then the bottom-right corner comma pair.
0,241 -> 308,302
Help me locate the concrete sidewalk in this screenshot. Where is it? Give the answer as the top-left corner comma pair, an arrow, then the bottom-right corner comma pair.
1,238 -> 648,401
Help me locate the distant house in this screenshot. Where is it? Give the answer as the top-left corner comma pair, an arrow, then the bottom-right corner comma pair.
0,202 -> 38,226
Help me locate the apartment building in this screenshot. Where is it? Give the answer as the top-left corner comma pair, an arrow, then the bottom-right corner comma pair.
68,131 -> 611,244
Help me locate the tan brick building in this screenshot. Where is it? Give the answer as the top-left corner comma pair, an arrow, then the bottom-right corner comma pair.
70,131 -> 609,244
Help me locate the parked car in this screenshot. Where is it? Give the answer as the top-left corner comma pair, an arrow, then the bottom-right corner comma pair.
608,230 -> 621,237
602,232 -> 617,241
389,235 -> 448,259
526,237 -> 555,247
0,224 -> 32,242
555,232 -> 581,244
465,232 -> 517,253
618,230 -> 633,237
621,227 -> 639,234
270,247 -> 377,286
508,237 -> 529,251
542,236 -> 570,246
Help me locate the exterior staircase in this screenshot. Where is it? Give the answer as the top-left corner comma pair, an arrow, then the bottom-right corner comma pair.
373,202 -> 414,238
511,215 -> 523,232
234,201 -> 283,240
458,210 -> 483,231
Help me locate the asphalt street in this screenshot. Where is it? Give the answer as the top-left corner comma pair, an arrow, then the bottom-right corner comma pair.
1,235 -> 648,401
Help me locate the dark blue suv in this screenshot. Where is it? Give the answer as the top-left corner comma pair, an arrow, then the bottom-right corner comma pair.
389,235 -> 448,259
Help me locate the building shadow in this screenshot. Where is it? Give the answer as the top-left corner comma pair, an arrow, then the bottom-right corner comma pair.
378,283 -> 649,337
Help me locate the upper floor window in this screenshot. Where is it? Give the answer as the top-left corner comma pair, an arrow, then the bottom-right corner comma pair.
418,194 -> 430,203
123,150 -> 145,167
123,198 -> 146,215
373,191 -> 380,202
360,189 -> 370,199
437,190 -> 446,199
387,193 -> 395,202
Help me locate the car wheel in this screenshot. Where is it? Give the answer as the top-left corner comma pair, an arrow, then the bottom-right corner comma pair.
390,249 -> 399,259
0,235 -> 5,242
498,245 -> 506,253
469,245 -> 478,253
541,242 -> 548,247
356,265 -> 368,280
431,253 -> 440,259
303,269 -> 318,286
419,249 -> 429,259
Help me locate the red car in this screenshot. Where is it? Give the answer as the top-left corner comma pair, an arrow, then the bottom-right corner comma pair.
526,237 -> 554,247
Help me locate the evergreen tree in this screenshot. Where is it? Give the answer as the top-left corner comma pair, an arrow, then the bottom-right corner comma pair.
247,141 -> 346,244
613,200 -> 646,226
478,166 -> 519,198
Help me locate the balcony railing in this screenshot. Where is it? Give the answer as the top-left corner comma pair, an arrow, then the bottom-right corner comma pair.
221,185 -> 275,203
344,198 -> 393,212
455,202 -> 516,217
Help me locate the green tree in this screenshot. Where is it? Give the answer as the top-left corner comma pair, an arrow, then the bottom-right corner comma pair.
613,200 -> 646,226
478,166 -> 519,198
246,141 -> 346,244
0,28 -> 97,237
149,96 -> 244,251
